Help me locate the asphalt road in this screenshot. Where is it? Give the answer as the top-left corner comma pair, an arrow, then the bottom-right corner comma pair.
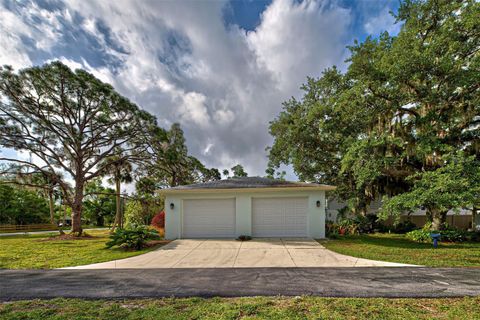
1,267 -> 480,300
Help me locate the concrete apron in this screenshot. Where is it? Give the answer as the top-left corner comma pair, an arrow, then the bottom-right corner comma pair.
63,238 -> 417,269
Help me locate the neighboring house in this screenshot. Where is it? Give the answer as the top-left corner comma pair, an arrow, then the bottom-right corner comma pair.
327,197 -> 477,230
159,177 -> 335,239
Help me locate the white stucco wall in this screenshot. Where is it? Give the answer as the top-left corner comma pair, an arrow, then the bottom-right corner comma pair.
164,189 -> 326,239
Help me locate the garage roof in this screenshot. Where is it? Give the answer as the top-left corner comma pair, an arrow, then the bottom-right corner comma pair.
158,177 -> 336,194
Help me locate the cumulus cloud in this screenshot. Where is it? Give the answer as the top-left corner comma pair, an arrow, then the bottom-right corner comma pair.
0,0 -> 397,180
364,7 -> 401,36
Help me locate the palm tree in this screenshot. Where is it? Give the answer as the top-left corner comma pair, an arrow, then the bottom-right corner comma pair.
100,154 -> 133,230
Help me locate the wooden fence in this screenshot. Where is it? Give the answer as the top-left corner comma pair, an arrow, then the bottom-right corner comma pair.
0,224 -> 58,233
385,215 -> 473,230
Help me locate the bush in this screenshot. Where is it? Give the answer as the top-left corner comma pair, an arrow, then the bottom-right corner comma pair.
124,200 -> 144,228
391,220 -> 417,234
406,224 -> 468,243
236,235 -> 252,241
467,232 -> 480,242
405,229 -> 431,243
106,225 -> 160,250
151,211 -> 165,229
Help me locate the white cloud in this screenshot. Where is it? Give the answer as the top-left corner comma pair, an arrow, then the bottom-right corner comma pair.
0,0 -> 363,179
247,0 -> 351,93
364,7 -> 400,36
0,8 -> 32,68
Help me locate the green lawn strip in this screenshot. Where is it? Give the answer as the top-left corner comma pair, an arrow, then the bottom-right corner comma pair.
319,233 -> 480,267
0,225 -> 108,234
1,297 -> 479,320
0,230 -> 162,269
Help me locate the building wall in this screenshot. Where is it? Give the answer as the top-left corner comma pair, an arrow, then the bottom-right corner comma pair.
165,190 -> 326,239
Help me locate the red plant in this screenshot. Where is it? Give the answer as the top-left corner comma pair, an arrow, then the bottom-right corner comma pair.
151,211 -> 165,229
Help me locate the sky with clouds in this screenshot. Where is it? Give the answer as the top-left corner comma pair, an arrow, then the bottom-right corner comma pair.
0,0 -> 401,181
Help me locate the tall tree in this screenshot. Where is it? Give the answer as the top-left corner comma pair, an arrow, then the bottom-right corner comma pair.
142,123 -> 220,187
230,164 -> 248,177
0,62 -> 156,234
222,169 -> 230,179
268,0 -> 480,229
100,151 -> 133,230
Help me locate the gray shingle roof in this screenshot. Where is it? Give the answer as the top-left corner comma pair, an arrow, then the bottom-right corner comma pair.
165,177 -> 334,190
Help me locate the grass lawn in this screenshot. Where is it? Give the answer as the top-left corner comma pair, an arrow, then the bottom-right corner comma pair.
1,297 -> 479,320
0,230 -> 164,269
319,233 -> 480,267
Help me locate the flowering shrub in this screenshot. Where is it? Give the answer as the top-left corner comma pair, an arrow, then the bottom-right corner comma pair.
151,211 -> 165,229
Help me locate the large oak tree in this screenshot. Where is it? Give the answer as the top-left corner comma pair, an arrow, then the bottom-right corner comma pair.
268,0 -> 479,230
0,62 -> 156,234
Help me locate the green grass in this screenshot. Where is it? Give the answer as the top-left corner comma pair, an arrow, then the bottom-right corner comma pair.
1,297 -> 479,319
319,233 -> 480,267
0,225 -> 108,234
0,230 -> 162,269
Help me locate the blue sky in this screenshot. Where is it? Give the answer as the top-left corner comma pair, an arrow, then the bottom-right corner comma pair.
0,0 -> 401,181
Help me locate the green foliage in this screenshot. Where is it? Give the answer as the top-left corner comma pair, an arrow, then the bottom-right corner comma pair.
124,196 -> 163,229
0,61 -> 157,232
0,184 -> 50,224
124,200 -> 145,228
405,229 -> 431,243
328,215 -> 379,237
82,180 -> 116,226
141,123 -> 221,187
230,164 -> 248,177
268,0 -> 480,227
380,154 -> 480,223
390,220 -> 417,234
406,223 -> 469,243
106,225 -> 160,250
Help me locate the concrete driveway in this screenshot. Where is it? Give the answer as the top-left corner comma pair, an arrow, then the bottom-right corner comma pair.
66,238 -> 414,269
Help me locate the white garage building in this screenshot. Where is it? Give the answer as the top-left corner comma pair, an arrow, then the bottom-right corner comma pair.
160,177 -> 335,239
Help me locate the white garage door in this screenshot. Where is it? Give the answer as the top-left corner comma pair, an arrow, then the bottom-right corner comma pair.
182,198 -> 236,238
252,197 -> 308,237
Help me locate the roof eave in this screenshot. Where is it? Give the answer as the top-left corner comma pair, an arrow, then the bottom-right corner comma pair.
157,185 -> 337,194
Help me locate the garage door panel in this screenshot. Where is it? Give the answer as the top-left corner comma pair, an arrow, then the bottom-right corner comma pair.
252,197 -> 308,237
183,198 -> 235,238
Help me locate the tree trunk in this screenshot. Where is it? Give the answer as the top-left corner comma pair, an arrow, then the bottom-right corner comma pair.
473,207 -> 479,231
63,202 -> 67,226
48,190 -> 55,225
110,177 -> 122,232
71,182 -> 84,235
430,208 -> 447,231
354,197 -> 368,217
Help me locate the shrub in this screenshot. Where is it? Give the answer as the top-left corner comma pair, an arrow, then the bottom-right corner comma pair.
467,232 -> 480,242
236,235 -> 252,241
106,225 -> 160,250
406,224 -> 468,243
151,211 -> 165,229
406,229 -> 431,243
391,220 -> 417,234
